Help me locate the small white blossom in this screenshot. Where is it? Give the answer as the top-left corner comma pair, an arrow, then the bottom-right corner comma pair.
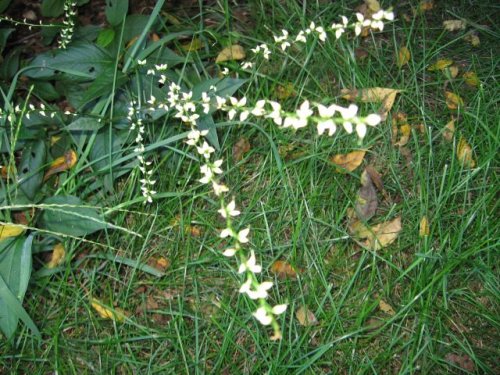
295,30 -> 307,43
212,181 -> 229,196
137,59 -> 146,65
365,113 -> 381,126
220,228 -> 234,239
238,250 -> 261,273
253,307 -> 273,325
218,200 -> 240,218
237,227 -> 250,243
223,247 -> 237,257
246,281 -> 273,300
271,304 -> 287,315
196,141 -> 215,159
241,61 -> 254,69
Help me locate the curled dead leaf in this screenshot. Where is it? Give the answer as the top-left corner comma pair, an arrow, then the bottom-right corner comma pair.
330,150 -> 366,173
443,19 -> 466,32
379,300 -> 395,315
215,44 -> 246,63
44,150 -> 77,181
270,260 -> 298,279
445,91 -> 464,110
418,0 -> 434,12
394,124 -> 411,147
352,217 -> 402,250
419,216 -> 430,237
233,137 -> 251,162
445,65 -> 459,79
47,243 -> 65,268
463,71 -> 479,87
296,306 -> 318,326
457,137 -> 476,168
464,33 -> 480,47
397,46 -> 411,67
91,298 -> 128,322
355,169 -> 378,221
443,118 -> 455,142
428,59 -> 453,71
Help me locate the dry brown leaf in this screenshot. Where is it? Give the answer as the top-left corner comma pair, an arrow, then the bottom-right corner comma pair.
463,71 -> 479,87
457,137 -> 476,168
44,150 -> 77,181
443,19 -> 466,32
0,223 -> 25,239
445,91 -> 464,110
185,225 -> 202,237
379,300 -> 395,315
419,0 -> 434,11
215,44 -> 246,63
47,243 -> 65,268
443,118 -> 455,142
419,216 -> 430,237
91,298 -> 127,322
354,217 -> 402,250
397,46 -> 411,67
270,260 -> 298,279
365,165 -> 384,194
154,257 -> 171,272
330,150 -> 366,173
355,169 -> 378,221
464,33 -> 480,47
295,306 -> 318,326
394,124 -> 411,147
233,137 -> 251,162
428,59 -> 453,71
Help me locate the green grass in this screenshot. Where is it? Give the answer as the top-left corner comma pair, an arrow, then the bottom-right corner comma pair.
1,0 -> 499,373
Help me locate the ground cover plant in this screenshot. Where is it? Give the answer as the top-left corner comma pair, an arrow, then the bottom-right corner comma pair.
0,0 -> 498,373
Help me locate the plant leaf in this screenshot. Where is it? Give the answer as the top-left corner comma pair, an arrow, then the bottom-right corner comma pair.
397,46 -> 410,67
232,137 -> 251,162
443,19 -> 466,31
47,243 -> 65,268
295,306 -> 318,326
330,150 -> 366,173
18,140 -> 47,200
428,59 -> 453,71
443,118 -> 455,142
419,216 -> 430,237
91,298 -> 127,322
44,150 -> 78,181
270,260 -> 298,279
0,223 -> 25,240
445,91 -> 464,110
215,44 -> 246,63
379,300 -> 395,315
105,0 -> 129,26
457,137 -> 476,168
463,71 -> 479,87
355,169 -> 378,221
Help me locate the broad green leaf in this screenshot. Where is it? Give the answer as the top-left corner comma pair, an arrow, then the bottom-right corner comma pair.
38,196 -> 109,237
79,66 -> 129,106
66,117 -> 103,131
0,48 -> 21,80
97,28 -> 116,47
41,0 -> 65,17
0,235 -> 39,339
32,81 -> 61,101
105,0 -> 129,26
0,28 -> 14,54
19,140 -> 47,201
0,0 -> 12,13
24,42 -> 113,80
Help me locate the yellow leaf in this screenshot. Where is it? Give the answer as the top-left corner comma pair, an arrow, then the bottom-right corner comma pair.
457,137 -> 476,168
295,306 -> 318,326
364,0 -> 380,12
330,150 -> 366,173
341,87 -> 401,120
397,46 -> 411,67
446,65 -> 459,79
443,118 -> 455,142
464,33 -> 480,47
354,217 -> 402,250
91,298 -> 127,322
271,260 -> 298,279
47,243 -> 65,268
419,0 -> 434,11
215,44 -> 246,63
44,150 -> 77,181
180,37 -> 204,52
379,300 -> 395,315
445,91 -> 464,110
0,223 -> 25,240
443,19 -> 466,32
428,59 -> 453,71
394,124 -> 411,147
274,82 -> 296,100
463,71 -> 479,87
232,137 -> 251,162
419,216 -> 430,237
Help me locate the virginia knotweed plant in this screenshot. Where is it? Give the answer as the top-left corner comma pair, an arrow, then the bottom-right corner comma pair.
131,8 -> 394,339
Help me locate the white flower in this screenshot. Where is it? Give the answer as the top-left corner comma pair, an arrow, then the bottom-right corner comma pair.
272,304 -> 287,315
155,63 -> 168,71
218,199 -> 241,218
317,120 -> 336,136
240,110 -> 250,122
267,101 -> 283,125
199,164 -> 213,184
338,104 -> 358,120
221,67 -> 229,76
212,181 -> 229,196
297,100 -> 313,119
220,228 -> 233,239
241,61 -> 254,69
223,247 -> 237,257
316,26 -> 327,42
317,104 -> 336,118
356,122 -> 367,139
365,113 -> 381,126
335,28 -> 345,39
251,100 -> 266,116
228,109 -> 237,120
212,159 -> 224,174
246,281 -> 273,300
147,69 -> 155,75
216,96 -> 227,109
138,59 -> 146,65
196,141 -> 215,159
238,250 -> 261,274
253,307 -> 273,325
295,30 -> 307,43
237,227 -> 250,243
230,96 -> 247,107
239,278 -> 252,293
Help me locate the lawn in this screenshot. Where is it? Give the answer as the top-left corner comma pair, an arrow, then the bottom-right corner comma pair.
0,0 -> 498,373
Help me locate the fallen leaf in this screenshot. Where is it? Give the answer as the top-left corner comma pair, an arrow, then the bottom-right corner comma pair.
44,150 -> 77,181
355,169 -> 378,221
464,33 -> 480,47
233,137 -> 251,162
270,260 -> 298,279
445,91 -> 464,110
330,150 -> 366,173
1,165 -> 15,179
296,306 -> 318,326
419,216 -> 430,237
443,118 -> 455,142
457,137 -> 476,168
353,217 -> 402,250
394,124 -> 411,147
180,37 -> 204,52
419,0 -> 434,12
185,225 -> 202,237
215,44 -> 246,63
443,19 -> 466,32
445,65 -> 459,79
365,165 -> 385,194
364,0 -> 380,12
274,82 -> 296,100
463,71 -> 479,87
445,353 -> 475,372
428,59 -> 453,71
0,223 -> 25,239
397,46 -> 411,67
379,300 -> 395,315
153,257 -> 171,272
47,243 -> 65,268
91,298 -> 127,322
